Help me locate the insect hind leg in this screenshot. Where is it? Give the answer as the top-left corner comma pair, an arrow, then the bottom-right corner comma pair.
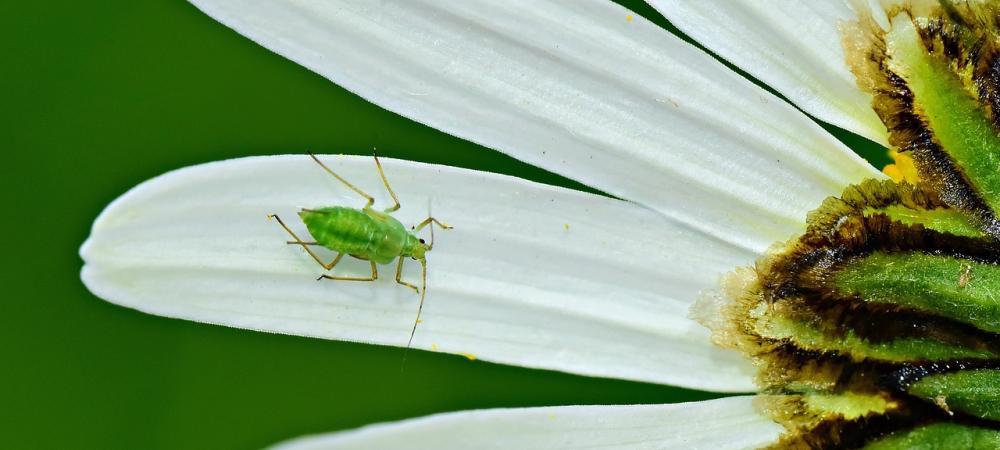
269,214 -> 343,270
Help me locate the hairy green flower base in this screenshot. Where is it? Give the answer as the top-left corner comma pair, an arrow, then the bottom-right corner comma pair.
864,423 -> 1000,450
867,204 -> 982,237
836,252 -> 1000,334
700,3 -> 1000,448
908,369 -> 1000,421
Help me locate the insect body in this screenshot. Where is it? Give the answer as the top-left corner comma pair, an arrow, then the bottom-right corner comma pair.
268,152 -> 451,347
299,206 -> 424,264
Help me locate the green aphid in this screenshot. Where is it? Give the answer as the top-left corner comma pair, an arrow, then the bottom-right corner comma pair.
269,152 -> 451,347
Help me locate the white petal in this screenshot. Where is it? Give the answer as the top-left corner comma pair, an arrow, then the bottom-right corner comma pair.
649,0 -> 888,145
270,396 -> 781,450
81,155 -> 757,391
188,0 -> 882,254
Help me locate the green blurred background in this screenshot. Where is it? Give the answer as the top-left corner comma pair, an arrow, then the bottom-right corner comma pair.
1,1 -> 885,449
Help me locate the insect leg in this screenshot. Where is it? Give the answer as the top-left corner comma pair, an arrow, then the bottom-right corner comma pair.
317,260 -> 379,282
413,217 -> 453,250
413,217 -> 452,231
269,214 -> 343,270
308,151 -> 375,208
394,257 -> 419,293
372,149 -> 401,213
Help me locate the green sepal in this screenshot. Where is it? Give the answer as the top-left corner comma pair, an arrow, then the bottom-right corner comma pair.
907,369 -> 1000,421
805,179 -> 982,240
757,313 -> 996,362
863,422 -> 1000,450
886,14 -> 1000,218
834,252 -> 1000,334
866,204 -> 982,238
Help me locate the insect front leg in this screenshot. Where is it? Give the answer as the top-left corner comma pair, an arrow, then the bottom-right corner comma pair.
412,216 -> 453,249
317,260 -> 378,282
394,257 -> 420,294
269,214 -> 343,270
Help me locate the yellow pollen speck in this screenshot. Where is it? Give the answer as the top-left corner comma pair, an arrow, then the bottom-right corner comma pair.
626,15 -> 633,22
563,223 -> 570,231
430,343 -> 439,351
882,149 -> 920,184
458,352 -> 477,361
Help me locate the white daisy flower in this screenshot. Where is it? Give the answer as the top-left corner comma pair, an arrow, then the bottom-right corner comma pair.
81,1 -> 1000,448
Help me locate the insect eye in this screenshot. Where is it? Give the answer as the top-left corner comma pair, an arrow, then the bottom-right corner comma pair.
419,238 -> 426,244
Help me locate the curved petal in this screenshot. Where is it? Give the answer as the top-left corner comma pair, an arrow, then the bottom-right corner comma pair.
81,155 -> 757,391
269,396 -> 781,450
188,0 -> 882,254
648,0 -> 888,146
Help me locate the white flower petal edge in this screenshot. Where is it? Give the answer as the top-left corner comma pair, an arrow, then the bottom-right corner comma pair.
648,0 -> 889,146
188,0 -> 882,254
80,155 -> 759,391
269,396 -> 781,450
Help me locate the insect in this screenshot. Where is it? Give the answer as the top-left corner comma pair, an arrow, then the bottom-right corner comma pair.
958,264 -> 973,289
268,152 -> 451,348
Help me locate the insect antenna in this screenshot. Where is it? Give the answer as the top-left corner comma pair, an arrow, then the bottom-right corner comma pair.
406,258 -> 428,350
401,258 -> 427,371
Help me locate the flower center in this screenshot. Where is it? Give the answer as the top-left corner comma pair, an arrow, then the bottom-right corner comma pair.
705,3 -> 1000,448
